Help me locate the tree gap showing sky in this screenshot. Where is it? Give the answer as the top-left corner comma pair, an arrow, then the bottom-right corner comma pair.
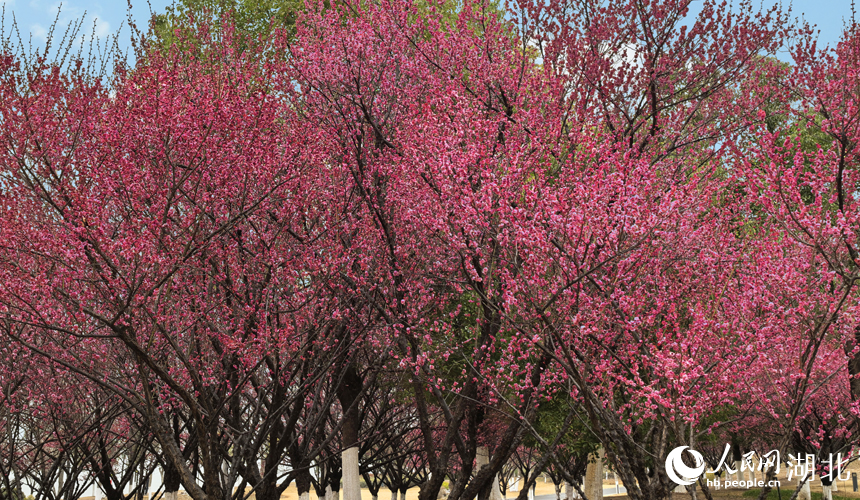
0,0 -> 856,61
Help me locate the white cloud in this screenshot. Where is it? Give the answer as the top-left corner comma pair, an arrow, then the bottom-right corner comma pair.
46,1 -> 85,18
5,0 -> 143,60
91,15 -> 110,38
29,2 -> 116,52
29,21 -> 45,41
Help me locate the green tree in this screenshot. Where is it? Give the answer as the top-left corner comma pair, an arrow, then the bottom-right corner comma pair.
150,0 -> 302,54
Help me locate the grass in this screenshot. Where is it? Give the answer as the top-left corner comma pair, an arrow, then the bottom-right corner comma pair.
742,489 -> 853,500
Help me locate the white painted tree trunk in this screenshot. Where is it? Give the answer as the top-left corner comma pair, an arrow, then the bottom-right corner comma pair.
528,483 -> 535,500
373,495 -> 379,500
301,492 -> 311,500
326,484 -> 334,500
55,470 -> 64,497
477,447 -> 491,479
584,447 -> 604,500
564,482 -> 573,500
222,460 -> 231,494
798,478 -> 812,500
493,475 -> 504,500
833,481 -> 839,492
735,461 -> 745,483
400,491 -> 407,500
476,446 -> 504,500
342,447 -> 361,500
164,492 -> 178,500
555,483 -> 562,500
823,485 -> 833,500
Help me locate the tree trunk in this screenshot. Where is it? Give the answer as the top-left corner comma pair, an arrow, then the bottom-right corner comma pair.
734,462 -> 744,483
731,440 -> 744,483
493,476 -> 503,500
337,364 -> 363,500
584,447 -> 604,500
477,447 -> 490,500
475,447 -> 504,500
514,465 -> 549,500
55,470 -> 64,498
163,462 -> 183,500
342,447 -> 361,500
798,478 -> 812,500
821,476 -> 833,500
296,469 -> 312,500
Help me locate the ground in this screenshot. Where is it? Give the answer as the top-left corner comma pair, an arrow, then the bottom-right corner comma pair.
76,467 -> 860,500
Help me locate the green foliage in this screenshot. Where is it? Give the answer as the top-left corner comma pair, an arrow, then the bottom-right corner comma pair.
150,0 -> 303,54
0,489 -> 30,500
526,394 -> 599,458
149,0 -> 506,56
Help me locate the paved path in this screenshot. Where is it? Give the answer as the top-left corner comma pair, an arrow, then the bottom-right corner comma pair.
511,485 -> 628,500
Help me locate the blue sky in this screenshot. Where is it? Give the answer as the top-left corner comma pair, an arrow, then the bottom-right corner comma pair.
0,0 -> 174,59
0,0 -> 855,59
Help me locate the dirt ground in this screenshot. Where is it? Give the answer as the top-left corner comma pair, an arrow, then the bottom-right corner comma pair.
76,466 -> 860,500
79,479 -> 602,500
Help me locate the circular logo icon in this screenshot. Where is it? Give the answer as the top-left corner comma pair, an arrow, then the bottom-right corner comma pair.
665,446 -> 706,486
